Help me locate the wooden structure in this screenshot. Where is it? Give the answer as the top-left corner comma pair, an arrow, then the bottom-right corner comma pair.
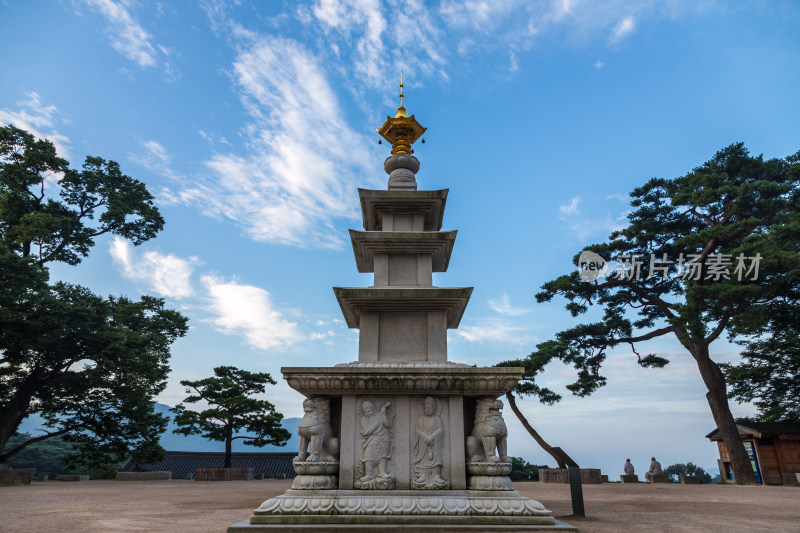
706,422 -> 800,485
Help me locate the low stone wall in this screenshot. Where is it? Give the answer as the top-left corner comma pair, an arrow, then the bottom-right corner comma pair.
194,467 -> 254,481
681,475 -> 700,484
54,475 -> 89,481
650,474 -> 669,483
0,469 -> 35,486
538,468 -> 602,484
620,474 -> 639,483
116,471 -> 171,481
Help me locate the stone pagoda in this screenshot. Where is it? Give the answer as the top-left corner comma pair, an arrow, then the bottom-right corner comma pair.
228,77 -> 567,532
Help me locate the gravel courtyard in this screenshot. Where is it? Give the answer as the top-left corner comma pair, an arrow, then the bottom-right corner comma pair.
1,479 -> 798,532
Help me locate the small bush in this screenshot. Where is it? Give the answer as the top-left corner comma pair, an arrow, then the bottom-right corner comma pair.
662,462 -> 712,483
509,457 -> 549,481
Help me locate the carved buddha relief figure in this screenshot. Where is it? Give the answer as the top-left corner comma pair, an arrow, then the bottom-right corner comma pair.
412,396 -> 449,489
355,399 -> 395,489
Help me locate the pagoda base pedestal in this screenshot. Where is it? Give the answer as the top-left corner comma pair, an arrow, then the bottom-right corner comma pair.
227,489 -> 576,532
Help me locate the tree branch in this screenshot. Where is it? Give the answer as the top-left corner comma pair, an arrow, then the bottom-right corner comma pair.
617,326 -> 674,345
705,314 -> 732,345
505,392 -> 565,468
0,427 -> 76,462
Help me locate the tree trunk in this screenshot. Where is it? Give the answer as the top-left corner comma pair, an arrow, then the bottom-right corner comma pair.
690,344 -> 758,485
224,426 -> 233,468
505,392 -> 566,469
0,375 -> 39,463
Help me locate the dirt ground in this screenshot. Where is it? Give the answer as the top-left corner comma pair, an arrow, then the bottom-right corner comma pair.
1,479 -> 798,532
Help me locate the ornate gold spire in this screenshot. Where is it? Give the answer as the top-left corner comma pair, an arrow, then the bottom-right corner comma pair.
377,71 -> 426,155
395,70 -> 407,118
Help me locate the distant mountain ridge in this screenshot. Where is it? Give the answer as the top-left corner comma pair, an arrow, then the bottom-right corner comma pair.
17,403 -> 300,454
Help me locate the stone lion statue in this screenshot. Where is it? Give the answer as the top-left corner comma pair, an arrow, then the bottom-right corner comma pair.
466,398 -> 509,463
295,397 -> 339,463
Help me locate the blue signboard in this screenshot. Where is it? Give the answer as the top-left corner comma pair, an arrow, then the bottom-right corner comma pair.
741,441 -> 762,484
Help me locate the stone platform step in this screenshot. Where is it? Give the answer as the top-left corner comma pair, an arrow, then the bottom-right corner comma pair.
228,518 -> 578,532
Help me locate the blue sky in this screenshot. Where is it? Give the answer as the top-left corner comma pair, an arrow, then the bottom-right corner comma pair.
2,0 -> 799,477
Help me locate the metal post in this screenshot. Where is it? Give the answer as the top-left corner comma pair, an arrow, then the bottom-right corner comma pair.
568,466 -> 585,517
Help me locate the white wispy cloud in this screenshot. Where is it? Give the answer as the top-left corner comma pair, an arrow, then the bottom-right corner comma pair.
488,294 -> 530,316
609,15 -> 636,44
129,140 -> 183,180
558,194 -> 629,241
455,318 -> 533,344
201,275 -> 301,350
83,0 -> 176,78
559,196 -> 581,216
109,237 -> 198,299
312,0 -> 387,87
606,192 -> 629,202
594,59 -> 605,69
304,0 -> 446,90
0,93 -> 71,159
165,36 -> 376,249
84,0 -> 158,66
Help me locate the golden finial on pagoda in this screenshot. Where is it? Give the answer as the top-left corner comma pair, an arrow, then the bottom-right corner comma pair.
377,70 -> 426,155
395,70 -> 408,118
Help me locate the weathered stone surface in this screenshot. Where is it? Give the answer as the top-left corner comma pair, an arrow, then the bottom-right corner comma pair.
333,287 -> 473,330
292,474 -> 337,490
354,399 -> 395,490
384,154 -> 420,190
466,398 -> 510,464
349,230 -> 456,274
680,475 -> 700,484
295,397 -> 339,464
0,469 -> 35,486
228,519 -> 577,532
649,474 -> 669,483
358,188 -> 448,232
115,471 -> 171,481
601,474 -> 609,482
411,396 -> 449,489
283,365 -> 523,396
250,489 -> 554,520
620,474 -> 639,483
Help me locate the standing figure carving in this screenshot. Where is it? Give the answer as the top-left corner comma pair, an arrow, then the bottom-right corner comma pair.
466,398 -> 510,464
412,396 -> 449,489
355,399 -> 395,489
295,397 -> 339,463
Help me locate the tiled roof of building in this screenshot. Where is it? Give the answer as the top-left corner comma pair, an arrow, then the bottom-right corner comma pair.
705,422 -> 800,440
120,451 -> 297,479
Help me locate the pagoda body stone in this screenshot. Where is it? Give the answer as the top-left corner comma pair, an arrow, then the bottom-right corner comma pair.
228,79 -> 573,532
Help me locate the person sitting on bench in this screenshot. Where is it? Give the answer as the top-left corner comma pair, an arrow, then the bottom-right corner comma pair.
624,458 -> 635,475
645,457 -> 662,482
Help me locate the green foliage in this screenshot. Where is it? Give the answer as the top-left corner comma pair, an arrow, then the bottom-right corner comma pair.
2,432 -> 122,478
0,125 -> 162,266
504,143 -> 800,486
2,432 -> 76,476
172,366 -> 290,467
722,302 -> 800,422
0,125 -> 188,468
662,462 -> 712,484
509,457 -> 549,481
